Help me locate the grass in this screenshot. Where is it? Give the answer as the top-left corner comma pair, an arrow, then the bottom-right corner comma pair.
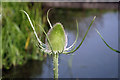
2,2 -> 45,69
0,2 -> 2,69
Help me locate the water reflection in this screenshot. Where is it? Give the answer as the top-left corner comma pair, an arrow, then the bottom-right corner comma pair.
3,60 -> 44,78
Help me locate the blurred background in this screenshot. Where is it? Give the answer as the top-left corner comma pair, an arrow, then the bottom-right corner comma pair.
1,2 -> 119,78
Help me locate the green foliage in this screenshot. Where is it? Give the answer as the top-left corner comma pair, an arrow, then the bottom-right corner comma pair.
2,2 -> 45,69
0,5 -> 2,70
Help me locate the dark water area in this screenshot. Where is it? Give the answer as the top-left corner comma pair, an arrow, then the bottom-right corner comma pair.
3,9 -> 118,78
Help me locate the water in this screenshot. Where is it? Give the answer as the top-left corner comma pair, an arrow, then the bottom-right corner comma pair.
3,9 -> 118,78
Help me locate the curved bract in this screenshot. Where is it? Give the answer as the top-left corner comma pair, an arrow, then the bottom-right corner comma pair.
95,29 -> 120,53
63,16 -> 96,54
20,10 -> 43,46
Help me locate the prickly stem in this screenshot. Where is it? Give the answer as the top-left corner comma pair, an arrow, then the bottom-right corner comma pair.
53,53 -> 59,79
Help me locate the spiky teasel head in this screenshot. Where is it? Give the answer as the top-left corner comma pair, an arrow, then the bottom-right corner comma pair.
45,23 -> 67,53
21,9 -> 96,55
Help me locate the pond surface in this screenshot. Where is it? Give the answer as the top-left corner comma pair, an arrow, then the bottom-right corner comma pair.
3,9 -> 118,78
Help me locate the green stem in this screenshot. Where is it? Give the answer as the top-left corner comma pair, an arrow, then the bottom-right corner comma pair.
53,53 -> 59,79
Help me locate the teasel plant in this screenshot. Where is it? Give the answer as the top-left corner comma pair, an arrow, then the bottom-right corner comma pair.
21,9 -> 120,79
